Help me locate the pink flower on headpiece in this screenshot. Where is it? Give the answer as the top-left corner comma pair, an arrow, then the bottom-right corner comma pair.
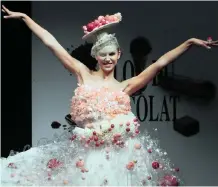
83,13 -> 122,34
94,20 -> 100,27
114,13 -> 122,21
82,26 -> 87,31
87,23 -> 95,32
111,16 -> 117,22
101,19 -> 106,25
98,16 -> 104,21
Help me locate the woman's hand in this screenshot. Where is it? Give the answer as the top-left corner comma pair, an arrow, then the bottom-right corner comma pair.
189,38 -> 218,49
2,5 -> 25,19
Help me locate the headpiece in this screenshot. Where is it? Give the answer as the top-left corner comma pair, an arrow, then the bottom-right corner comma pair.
82,13 -> 122,57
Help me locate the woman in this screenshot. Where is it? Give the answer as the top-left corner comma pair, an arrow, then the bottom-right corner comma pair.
1,5 -> 217,186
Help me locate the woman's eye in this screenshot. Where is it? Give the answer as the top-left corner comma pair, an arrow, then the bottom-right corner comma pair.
109,52 -> 115,56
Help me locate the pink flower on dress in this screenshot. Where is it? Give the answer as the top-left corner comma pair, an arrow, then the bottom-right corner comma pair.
8,162 -> 17,169
76,160 -> 85,168
71,84 -> 131,123
126,161 -> 137,170
47,158 -> 63,169
134,143 -> 141,149
158,175 -> 179,186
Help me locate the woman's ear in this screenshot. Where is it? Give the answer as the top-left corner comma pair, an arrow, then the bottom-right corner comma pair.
118,49 -> 122,59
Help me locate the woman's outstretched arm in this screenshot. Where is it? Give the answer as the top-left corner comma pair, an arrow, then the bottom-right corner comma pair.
2,5 -> 89,76
122,38 -> 218,95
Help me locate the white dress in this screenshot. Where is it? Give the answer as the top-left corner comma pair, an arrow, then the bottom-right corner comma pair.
0,84 -> 184,186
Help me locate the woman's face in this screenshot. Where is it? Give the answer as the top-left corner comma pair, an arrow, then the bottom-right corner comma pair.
95,45 -> 121,73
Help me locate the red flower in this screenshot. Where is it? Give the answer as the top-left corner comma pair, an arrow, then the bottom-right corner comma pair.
95,142 -> 100,147
152,161 -> 160,169
86,23 -> 95,32
94,136 -> 98,141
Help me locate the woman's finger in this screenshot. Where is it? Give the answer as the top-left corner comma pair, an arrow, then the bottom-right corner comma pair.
207,41 -> 218,47
4,15 -> 12,19
2,5 -> 11,14
212,40 -> 218,44
2,5 -> 8,12
2,5 -> 9,11
203,43 -> 211,49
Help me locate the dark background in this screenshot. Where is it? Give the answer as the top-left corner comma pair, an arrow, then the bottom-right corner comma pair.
1,1 -> 32,157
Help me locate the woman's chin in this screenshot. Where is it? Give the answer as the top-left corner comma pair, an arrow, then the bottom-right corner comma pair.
102,65 -> 115,71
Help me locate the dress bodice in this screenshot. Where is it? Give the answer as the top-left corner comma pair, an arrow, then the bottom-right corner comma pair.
70,84 -> 131,128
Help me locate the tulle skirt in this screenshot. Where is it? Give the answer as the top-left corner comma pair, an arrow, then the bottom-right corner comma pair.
0,113 -> 184,186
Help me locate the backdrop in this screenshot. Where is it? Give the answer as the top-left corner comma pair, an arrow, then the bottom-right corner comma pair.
32,2 -> 218,185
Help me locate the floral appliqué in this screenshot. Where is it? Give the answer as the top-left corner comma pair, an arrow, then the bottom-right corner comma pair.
70,84 -> 131,125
